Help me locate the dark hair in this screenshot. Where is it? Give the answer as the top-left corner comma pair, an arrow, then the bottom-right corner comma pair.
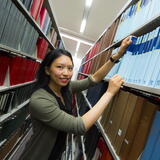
36,48 -> 73,89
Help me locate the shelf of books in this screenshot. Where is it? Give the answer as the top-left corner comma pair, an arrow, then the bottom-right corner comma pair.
12,0 -> 63,49
82,91 -> 120,160
0,99 -> 30,124
78,80 -> 160,160
7,126 -> 33,160
0,103 -> 32,160
78,0 -> 160,97
77,0 -> 160,159
0,0 -> 64,158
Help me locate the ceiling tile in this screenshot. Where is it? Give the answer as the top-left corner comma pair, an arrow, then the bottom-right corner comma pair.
77,43 -> 91,59
62,37 -> 77,56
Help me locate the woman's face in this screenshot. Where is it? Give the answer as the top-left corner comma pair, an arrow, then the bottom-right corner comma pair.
47,55 -> 73,88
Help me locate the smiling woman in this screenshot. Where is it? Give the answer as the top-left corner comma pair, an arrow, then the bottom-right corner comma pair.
46,55 -> 74,90
19,37 -> 130,160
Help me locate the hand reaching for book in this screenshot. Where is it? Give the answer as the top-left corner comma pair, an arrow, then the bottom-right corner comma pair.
113,36 -> 132,60
106,74 -> 124,96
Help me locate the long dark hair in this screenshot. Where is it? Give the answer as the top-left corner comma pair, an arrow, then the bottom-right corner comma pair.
36,48 -> 73,88
34,48 -> 74,113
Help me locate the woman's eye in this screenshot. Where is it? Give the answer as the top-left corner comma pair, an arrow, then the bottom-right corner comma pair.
57,66 -> 63,69
68,67 -> 73,71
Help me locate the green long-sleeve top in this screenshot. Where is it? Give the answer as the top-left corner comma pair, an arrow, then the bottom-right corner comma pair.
20,75 -> 97,160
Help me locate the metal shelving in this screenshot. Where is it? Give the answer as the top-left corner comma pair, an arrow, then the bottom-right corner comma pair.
0,44 -> 41,62
123,82 -> 160,96
82,92 -> 120,160
0,99 -> 30,124
75,96 -> 87,160
0,80 -> 36,93
78,72 -> 160,98
43,0 -> 65,48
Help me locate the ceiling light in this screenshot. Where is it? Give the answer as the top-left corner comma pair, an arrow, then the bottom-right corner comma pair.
76,41 -> 81,52
86,0 -> 93,8
61,33 -> 93,46
80,19 -> 86,33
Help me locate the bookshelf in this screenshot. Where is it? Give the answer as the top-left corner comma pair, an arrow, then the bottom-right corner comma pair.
0,43 -> 41,62
81,12 -> 160,67
78,0 -> 160,159
75,96 -> 87,160
0,99 -> 30,124
12,0 -> 55,49
0,0 -> 64,158
82,91 -> 120,160
0,80 -> 36,92
79,3 -> 160,96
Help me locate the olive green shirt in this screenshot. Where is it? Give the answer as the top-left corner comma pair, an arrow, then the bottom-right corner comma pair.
20,76 -> 96,160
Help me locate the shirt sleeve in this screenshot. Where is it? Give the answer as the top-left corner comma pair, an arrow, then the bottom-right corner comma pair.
70,75 -> 97,93
29,91 -> 86,135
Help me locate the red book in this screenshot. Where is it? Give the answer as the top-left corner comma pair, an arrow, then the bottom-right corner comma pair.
0,55 -> 11,85
37,37 -> 48,59
10,57 -> 22,85
97,137 -> 110,160
40,8 -> 47,28
30,0 -> 44,21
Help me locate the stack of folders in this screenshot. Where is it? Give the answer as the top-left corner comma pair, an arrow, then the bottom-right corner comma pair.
105,27 -> 160,89
114,0 -> 160,42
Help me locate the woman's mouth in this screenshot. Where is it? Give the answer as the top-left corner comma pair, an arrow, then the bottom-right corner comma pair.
59,78 -> 70,83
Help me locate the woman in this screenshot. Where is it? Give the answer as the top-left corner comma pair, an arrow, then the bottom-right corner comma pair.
20,37 -> 131,160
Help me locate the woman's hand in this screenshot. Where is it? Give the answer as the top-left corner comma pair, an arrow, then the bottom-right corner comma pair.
106,74 -> 124,96
113,36 -> 132,60
120,36 -> 133,50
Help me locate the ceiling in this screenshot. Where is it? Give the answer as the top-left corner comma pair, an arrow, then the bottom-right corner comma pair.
49,0 -> 129,60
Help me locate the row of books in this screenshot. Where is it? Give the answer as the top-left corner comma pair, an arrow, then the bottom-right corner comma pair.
20,0 -> 33,12
114,0 -> 160,41
98,19 -> 120,53
20,0 -> 44,21
80,19 -> 119,73
78,49 -> 112,79
85,82 -> 159,160
0,0 -> 61,61
40,7 -> 52,36
106,26 -> 160,88
0,106 -> 31,160
0,54 -> 40,86
80,42 -> 100,74
0,0 -> 39,56
76,91 -> 113,160
21,0 -> 60,48
0,84 -> 34,114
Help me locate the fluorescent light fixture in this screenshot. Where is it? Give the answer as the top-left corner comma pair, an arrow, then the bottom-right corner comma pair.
76,41 -> 81,52
61,33 -> 93,46
86,0 -> 93,8
80,18 -> 86,33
